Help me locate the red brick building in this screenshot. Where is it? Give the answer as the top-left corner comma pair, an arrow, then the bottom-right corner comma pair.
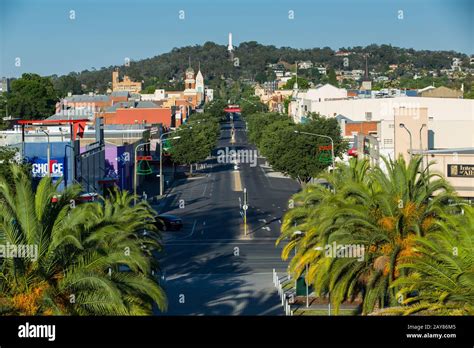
344,121 -> 378,137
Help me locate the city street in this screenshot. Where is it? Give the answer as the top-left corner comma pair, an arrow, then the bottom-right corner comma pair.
154,115 -> 300,315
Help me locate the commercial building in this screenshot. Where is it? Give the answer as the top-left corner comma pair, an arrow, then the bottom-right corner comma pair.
6,118 -> 106,194
338,103 -> 474,199
414,148 -> 474,199
60,94 -> 112,114
289,84 -> 348,123
418,86 -> 463,98
103,101 -> 174,127
141,89 -> 166,101
112,69 -> 142,93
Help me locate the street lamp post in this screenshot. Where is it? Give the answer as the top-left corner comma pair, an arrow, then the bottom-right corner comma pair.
134,141 -> 151,205
314,246 -> 330,314
399,123 -> 413,159
65,144 -> 75,187
40,129 -> 51,177
293,230 -> 311,308
419,123 -> 427,169
159,130 -> 183,196
294,130 -> 335,171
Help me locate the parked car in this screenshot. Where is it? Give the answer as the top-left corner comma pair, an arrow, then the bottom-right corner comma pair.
154,214 -> 183,231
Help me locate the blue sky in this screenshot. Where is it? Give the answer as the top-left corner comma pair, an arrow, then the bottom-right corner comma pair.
1,0 -> 472,77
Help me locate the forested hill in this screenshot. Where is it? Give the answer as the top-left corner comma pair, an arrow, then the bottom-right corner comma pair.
53,41 -> 470,94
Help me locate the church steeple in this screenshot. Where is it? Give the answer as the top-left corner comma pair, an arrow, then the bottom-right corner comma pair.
196,63 -> 204,91
195,62 -> 205,104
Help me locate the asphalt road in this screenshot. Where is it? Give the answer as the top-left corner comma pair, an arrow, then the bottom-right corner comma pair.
154,115 -> 300,315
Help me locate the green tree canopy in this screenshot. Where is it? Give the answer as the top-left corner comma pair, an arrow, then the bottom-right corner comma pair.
283,76 -> 309,90
0,146 -> 29,186
6,73 -> 58,120
257,113 -> 347,184
204,98 -> 227,121
0,166 -> 167,315
245,112 -> 290,148
327,68 -> 338,86
240,97 -> 267,115
278,156 -> 462,315
52,74 -> 83,97
169,113 -> 220,173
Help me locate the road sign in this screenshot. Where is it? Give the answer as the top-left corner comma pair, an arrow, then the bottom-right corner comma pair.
318,151 -> 332,164
163,139 -> 172,152
136,155 -> 152,161
242,204 -> 248,210
137,158 -> 153,175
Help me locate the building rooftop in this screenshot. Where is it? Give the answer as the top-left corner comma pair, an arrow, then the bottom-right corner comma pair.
46,110 -> 94,121
412,148 -> 474,155
65,94 -> 110,103
110,91 -> 130,97
105,101 -> 163,112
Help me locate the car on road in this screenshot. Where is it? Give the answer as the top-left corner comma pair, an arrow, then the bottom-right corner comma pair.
154,214 -> 183,231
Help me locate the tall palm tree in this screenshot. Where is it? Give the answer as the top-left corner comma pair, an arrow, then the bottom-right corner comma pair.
324,156 -> 459,314
0,165 -> 167,315
278,158 -> 371,262
278,156 -> 460,314
277,158 -> 372,310
377,205 -> 474,315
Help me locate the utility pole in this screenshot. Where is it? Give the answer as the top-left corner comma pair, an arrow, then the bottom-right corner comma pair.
40,129 -> 50,177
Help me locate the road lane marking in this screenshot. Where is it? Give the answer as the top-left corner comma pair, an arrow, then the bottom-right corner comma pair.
181,219 -> 197,239
259,166 -> 271,187
231,170 -> 243,191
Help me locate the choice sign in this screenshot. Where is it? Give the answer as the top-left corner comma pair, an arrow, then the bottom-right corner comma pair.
31,158 -> 65,178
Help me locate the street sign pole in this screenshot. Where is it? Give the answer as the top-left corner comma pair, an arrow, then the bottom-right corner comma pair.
243,188 -> 248,236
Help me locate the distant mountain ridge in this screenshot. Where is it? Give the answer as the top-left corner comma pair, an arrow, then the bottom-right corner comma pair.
56,41 -> 470,93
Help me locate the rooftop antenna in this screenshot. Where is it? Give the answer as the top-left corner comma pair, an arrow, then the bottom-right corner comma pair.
295,61 -> 298,88
228,33 -> 234,62
227,33 -> 234,52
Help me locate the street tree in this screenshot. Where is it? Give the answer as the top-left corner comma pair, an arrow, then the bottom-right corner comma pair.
52,74 -> 83,97
246,112 -> 289,148
169,121 -> 218,174
204,99 -> 227,121
283,76 -> 310,90
278,156 -> 462,315
240,97 -> 267,115
259,114 -> 347,184
327,68 -> 338,86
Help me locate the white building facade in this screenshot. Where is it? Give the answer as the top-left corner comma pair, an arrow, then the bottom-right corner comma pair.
289,84 -> 348,123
